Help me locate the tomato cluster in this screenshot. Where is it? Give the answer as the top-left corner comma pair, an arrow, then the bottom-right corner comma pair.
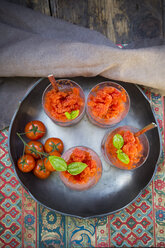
17,120 -> 64,179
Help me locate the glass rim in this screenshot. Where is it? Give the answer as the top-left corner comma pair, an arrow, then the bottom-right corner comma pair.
87,81 -> 130,97
60,145 -> 103,191
62,145 -> 102,161
102,125 -> 150,170
42,79 -> 86,125
86,81 -> 130,127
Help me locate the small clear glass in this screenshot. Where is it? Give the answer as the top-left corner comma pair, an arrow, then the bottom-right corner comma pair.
101,126 -> 149,170
42,79 -> 85,127
86,81 -> 130,128
60,146 -> 102,191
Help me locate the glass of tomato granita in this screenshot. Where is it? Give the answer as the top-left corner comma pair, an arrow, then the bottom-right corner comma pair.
86,82 -> 130,128
101,126 -> 149,170
42,79 -> 85,126
60,146 -> 102,190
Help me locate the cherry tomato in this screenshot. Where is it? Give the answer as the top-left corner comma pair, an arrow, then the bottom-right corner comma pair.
25,141 -> 44,159
17,154 -> 35,173
44,151 -> 61,172
33,159 -> 51,179
44,138 -> 64,154
25,120 -> 46,140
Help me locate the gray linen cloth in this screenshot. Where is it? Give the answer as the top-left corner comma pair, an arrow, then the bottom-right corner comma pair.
0,0 -> 165,129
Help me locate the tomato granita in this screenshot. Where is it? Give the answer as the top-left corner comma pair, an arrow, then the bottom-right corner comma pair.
42,80 -> 85,126
88,87 -> 126,119
60,147 -> 102,190
87,82 -> 130,128
44,87 -> 83,121
102,126 -> 149,170
107,130 -> 142,169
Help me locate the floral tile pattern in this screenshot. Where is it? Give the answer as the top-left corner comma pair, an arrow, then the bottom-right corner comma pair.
0,87 -> 164,247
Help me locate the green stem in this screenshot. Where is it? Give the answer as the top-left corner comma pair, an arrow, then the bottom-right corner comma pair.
22,143 -> 25,157
17,133 -> 48,158
18,130 -> 45,136
18,131 -> 30,135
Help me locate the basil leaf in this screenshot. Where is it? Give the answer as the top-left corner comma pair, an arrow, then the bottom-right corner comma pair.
49,156 -> 67,171
65,112 -> 71,120
65,110 -> 79,120
116,149 -> 122,154
67,162 -> 88,175
113,134 -> 124,149
70,110 -> 79,120
117,150 -> 130,164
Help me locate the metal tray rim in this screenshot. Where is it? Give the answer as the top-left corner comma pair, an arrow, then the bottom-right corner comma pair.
8,77 -> 162,219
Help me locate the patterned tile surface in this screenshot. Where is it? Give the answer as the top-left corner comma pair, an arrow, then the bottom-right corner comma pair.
0,89 -> 165,247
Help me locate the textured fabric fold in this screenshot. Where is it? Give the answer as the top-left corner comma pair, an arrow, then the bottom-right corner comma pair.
0,0 -> 165,91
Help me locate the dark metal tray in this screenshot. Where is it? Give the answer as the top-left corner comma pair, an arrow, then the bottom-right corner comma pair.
8,76 -> 162,218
